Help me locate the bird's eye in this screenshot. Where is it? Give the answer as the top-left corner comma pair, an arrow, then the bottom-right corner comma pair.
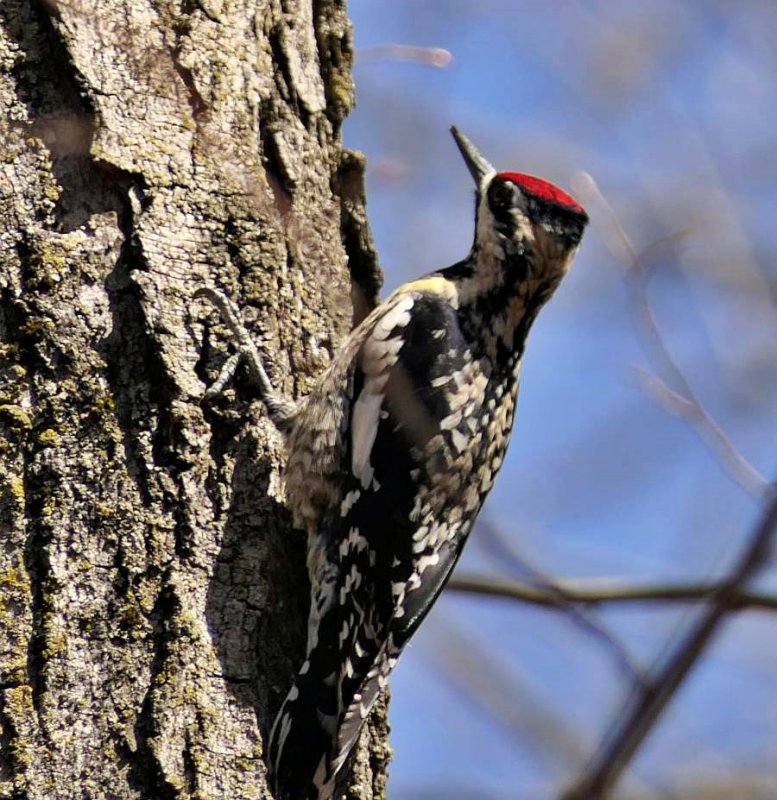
488,180 -> 514,212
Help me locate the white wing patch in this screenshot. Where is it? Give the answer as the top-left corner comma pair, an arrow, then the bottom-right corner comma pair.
339,489 -> 361,518
351,390 -> 383,489
351,294 -> 415,489
372,294 -> 414,339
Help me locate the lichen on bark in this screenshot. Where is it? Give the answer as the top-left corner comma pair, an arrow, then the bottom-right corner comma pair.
0,1 -> 386,798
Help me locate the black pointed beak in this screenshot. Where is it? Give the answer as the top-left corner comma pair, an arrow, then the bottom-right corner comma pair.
450,126 -> 495,186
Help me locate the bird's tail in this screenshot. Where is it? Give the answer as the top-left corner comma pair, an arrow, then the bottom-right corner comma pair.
267,653 -> 336,800
267,626 -> 390,800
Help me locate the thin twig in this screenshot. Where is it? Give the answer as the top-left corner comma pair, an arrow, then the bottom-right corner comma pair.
356,44 -> 453,68
475,520 -> 645,685
578,174 -> 767,497
448,574 -> 777,612
559,486 -> 777,799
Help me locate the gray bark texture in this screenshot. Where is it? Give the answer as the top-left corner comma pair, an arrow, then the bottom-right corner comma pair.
0,1 -> 386,798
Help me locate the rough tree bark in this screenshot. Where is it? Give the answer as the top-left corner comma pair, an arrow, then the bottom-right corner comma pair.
0,1 -> 385,798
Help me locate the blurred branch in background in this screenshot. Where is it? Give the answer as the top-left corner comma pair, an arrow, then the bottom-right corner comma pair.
558,186 -> 775,798
448,574 -> 777,613
577,174 -> 768,498
356,44 -> 453,68
561,486 -> 777,800
474,519 -> 645,686
417,615 -> 590,780
620,771 -> 777,800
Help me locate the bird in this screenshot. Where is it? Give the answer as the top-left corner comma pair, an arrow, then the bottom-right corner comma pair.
198,126 -> 588,800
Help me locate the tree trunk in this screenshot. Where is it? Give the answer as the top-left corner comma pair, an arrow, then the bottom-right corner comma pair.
0,1 -> 385,798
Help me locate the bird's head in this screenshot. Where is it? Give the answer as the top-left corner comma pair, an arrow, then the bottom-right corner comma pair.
451,126 -> 588,296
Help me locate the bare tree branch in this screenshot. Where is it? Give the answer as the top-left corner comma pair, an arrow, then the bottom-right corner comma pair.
559,485 -> 777,799
475,520 -> 645,685
448,574 -> 777,613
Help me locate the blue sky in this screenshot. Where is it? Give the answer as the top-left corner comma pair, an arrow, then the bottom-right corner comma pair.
344,2 -> 777,797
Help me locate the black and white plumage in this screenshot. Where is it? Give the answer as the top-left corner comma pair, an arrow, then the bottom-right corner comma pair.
200,127 -> 587,800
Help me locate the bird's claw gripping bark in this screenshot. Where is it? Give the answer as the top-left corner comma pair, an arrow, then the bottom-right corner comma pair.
195,286 -> 298,428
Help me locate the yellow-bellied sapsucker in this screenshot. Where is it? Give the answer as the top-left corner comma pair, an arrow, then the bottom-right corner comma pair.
199,127 -> 587,800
